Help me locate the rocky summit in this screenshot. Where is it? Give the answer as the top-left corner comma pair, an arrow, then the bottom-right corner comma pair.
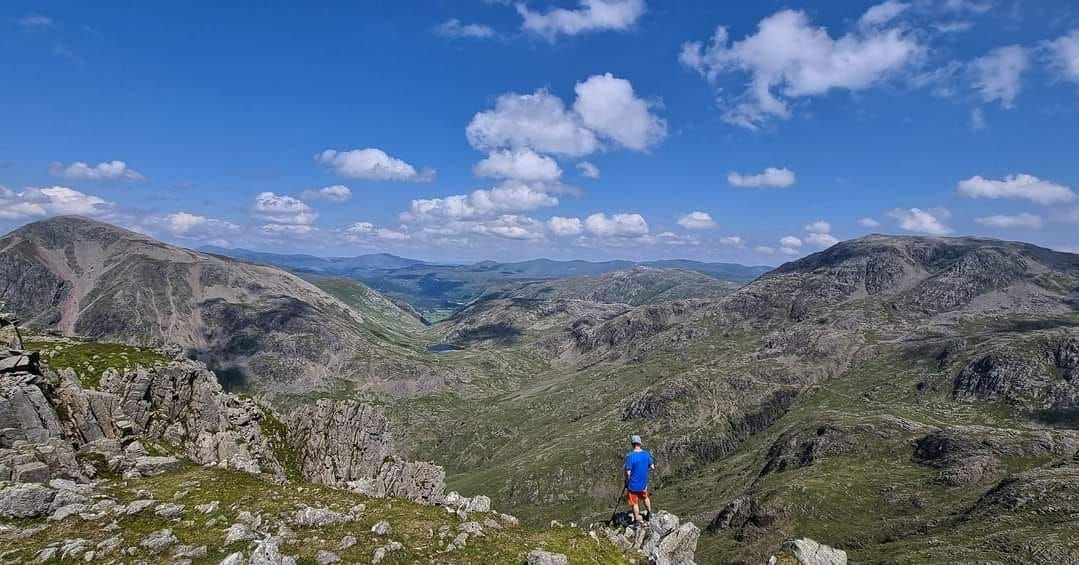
3,217 -> 1079,563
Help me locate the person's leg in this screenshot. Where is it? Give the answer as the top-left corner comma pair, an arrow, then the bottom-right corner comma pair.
643,491 -> 652,518
631,501 -> 641,524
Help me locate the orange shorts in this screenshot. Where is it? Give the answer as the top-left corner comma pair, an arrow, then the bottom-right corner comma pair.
627,489 -> 649,505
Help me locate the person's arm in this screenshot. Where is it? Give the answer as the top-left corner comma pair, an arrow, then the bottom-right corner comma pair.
624,455 -> 632,486
649,452 -> 655,471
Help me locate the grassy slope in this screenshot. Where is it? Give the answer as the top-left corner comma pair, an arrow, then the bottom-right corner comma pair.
23,338 -> 171,388
1,464 -> 630,564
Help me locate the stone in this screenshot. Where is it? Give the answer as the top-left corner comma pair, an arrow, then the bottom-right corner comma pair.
135,456 -> 181,476
196,500 -> 220,513
292,506 -> 350,527
465,495 -> 491,513
155,502 -> 185,519
175,545 -> 209,559
13,461 -> 49,483
0,482 -> 55,518
782,538 -> 848,565
315,550 -> 341,564
459,521 -> 485,537
59,539 -> 89,560
34,547 -> 58,563
337,535 -> 357,550
651,522 -> 700,565
249,536 -> 297,565
95,536 -> 122,557
140,528 -> 179,554
527,549 -> 569,565
49,503 -> 89,521
220,552 -> 245,565
371,519 -> 392,536
125,499 -> 155,515
224,523 -> 257,544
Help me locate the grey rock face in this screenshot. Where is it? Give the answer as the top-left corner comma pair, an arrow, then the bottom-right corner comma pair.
136,456 -> 181,477
526,549 -> 569,565
596,510 -> 700,565
287,400 -> 446,504
0,482 -> 56,518
782,538 -> 848,565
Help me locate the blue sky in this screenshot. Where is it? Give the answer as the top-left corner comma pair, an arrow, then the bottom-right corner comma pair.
2,0 -> 1079,264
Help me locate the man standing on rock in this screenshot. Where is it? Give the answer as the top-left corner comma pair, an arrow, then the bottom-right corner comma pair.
624,434 -> 655,526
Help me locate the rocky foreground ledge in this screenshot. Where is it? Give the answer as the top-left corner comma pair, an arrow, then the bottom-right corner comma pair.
0,343 -> 703,563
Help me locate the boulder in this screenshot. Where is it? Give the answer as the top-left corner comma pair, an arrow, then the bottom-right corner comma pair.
371,520 -> 392,536
782,538 -> 848,565
140,528 -> 179,554
292,506 -> 350,528
0,482 -> 55,518
249,536 -> 297,565
135,455 -> 181,476
527,549 -> 569,565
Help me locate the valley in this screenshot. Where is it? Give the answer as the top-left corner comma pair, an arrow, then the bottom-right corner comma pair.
4,216 -> 1079,563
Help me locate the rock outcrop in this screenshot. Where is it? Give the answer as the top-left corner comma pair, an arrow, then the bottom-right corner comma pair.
287,400 -> 446,504
596,510 -> 700,565
777,538 -> 848,565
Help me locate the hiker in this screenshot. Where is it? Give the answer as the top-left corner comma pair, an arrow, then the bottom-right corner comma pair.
624,434 -> 655,525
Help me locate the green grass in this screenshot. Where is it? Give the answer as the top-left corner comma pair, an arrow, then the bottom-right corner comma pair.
256,407 -> 303,481
1,464 -> 630,564
24,339 -> 172,389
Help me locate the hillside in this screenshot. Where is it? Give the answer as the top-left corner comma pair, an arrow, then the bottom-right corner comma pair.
395,234 -> 1079,563
0,216 -> 452,398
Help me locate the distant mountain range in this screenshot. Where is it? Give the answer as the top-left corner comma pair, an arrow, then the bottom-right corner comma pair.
199,245 -> 772,320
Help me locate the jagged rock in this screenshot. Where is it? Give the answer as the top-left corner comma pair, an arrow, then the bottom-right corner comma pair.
782,538 -> 848,565
175,544 -> 209,559
650,522 -> 700,565
140,528 -> 179,554
125,499 -> 155,515
196,500 -> 220,513
59,538 -> 89,560
33,546 -> 59,563
527,549 -> 569,565
595,510 -> 700,565
135,455 -> 181,476
315,549 -> 341,564
249,536 -> 297,565
155,502 -> 185,519
13,461 -> 49,483
220,551 -> 245,565
371,520 -> 392,536
466,494 -> 492,513
292,506 -> 350,527
95,536 -> 122,557
288,400 -> 446,504
224,523 -> 257,544
337,535 -> 357,550
48,503 -> 88,521
0,482 -> 55,518
459,521 -> 485,537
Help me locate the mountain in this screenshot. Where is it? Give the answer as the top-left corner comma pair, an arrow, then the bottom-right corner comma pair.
395,234 -> 1079,563
203,246 -> 771,321
0,216 -> 452,397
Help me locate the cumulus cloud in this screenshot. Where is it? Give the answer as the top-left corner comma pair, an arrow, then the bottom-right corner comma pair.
572,73 -> 667,151
584,212 -> 648,237
677,211 -> 716,229
341,222 -> 410,242
1045,29 -> 1079,84
719,235 -> 744,246
49,160 -> 145,181
315,148 -> 434,182
0,186 -> 114,220
403,181 -> 559,222
728,167 -> 796,188
858,217 -> 882,228
975,213 -> 1042,229
517,0 -> 645,39
465,74 -> 665,156
957,174 -> 1075,205
259,224 -> 318,237
435,18 -> 496,38
680,7 -> 924,128
474,148 -> 562,182
301,185 -> 352,203
576,161 -> 600,179
803,220 -> 838,248
804,220 -> 831,234
146,212 -> 241,240
970,45 -> 1028,107
253,192 -> 318,225
888,207 -> 952,234
547,216 -> 584,236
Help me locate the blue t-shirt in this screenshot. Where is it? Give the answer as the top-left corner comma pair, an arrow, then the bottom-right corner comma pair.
624,450 -> 653,492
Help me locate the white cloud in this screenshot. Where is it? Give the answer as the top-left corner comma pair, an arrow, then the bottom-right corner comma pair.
474,149 -> 562,182
728,167 -> 796,188
859,1 -> 910,29
1045,29 -> 1079,84
779,235 -> 803,249
975,213 -> 1042,229
547,216 -> 583,236
805,232 -> 840,247
680,7 -> 924,128
719,235 -> 744,246
260,224 -> 318,237
957,174 -> 1075,205
466,89 -> 599,156
858,217 -> 882,228
435,18 -> 496,38
147,212 -> 241,240
342,222 -> 410,242
467,214 -> 546,240
804,220 -> 831,234
301,185 -> 352,203
49,160 -> 145,181
970,45 -> 1028,107
253,192 -> 318,225
576,161 -> 600,179
583,212 -> 649,237
0,186 -> 115,219
17,14 -> 52,28
517,0 -> 645,39
404,181 -> 559,222
970,107 -> 986,130
465,74 -> 665,156
315,148 -> 434,182
572,73 -> 667,151
887,207 -> 952,234
677,211 -> 716,229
